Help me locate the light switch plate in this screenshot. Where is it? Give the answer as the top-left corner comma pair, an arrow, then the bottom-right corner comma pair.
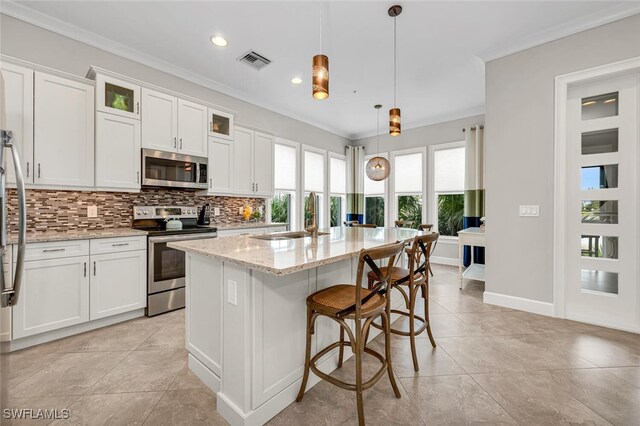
87,205 -> 98,218
227,280 -> 237,306
214,207 -> 220,216
519,205 -> 540,217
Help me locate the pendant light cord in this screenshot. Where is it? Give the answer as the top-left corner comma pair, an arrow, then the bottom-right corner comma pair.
393,15 -> 397,108
377,108 -> 381,155
319,4 -> 322,54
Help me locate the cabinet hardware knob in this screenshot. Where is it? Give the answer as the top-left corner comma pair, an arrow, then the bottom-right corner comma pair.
137,171 -> 140,183
26,162 -> 29,178
93,261 -> 96,276
180,138 -> 183,150
38,163 -> 41,178
209,178 -> 212,189
174,137 -> 177,148
84,262 -> 86,277
136,102 -> 140,114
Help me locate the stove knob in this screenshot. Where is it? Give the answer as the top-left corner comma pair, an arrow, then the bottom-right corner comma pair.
143,210 -> 148,216
190,210 -> 195,214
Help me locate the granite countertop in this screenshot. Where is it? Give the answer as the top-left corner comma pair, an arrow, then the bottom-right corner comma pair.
168,226 -> 419,276
8,228 -> 148,244
210,222 -> 288,231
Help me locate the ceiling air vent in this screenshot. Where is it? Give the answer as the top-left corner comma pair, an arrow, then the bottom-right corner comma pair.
237,50 -> 271,70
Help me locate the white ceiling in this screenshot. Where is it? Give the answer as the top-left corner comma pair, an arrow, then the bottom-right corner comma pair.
4,1 -> 640,139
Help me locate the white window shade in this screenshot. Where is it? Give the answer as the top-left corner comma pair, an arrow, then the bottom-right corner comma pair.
394,153 -> 423,193
274,144 -> 297,190
304,151 -> 325,192
434,147 -> 465,192
330,157 -> 346,194
364,157 -> 386,194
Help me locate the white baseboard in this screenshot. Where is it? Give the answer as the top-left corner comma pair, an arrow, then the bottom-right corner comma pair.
189,353 -> 221,393
430,256 -> 458,266
483,292 -> 554,317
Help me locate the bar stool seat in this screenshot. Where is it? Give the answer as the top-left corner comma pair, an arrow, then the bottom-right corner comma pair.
308,284 -> 386,318
367,266 -> 424,285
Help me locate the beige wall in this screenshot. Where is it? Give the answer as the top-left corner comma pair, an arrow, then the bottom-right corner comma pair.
0,14 -> 349,154
485,14 -> 640,303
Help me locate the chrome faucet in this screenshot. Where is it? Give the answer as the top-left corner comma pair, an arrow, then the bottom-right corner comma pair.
305,191 -> 318,237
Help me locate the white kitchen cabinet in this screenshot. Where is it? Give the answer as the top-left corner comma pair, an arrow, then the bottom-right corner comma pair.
207,137 -> 233,194
12,256 -> 90,339
233,126 -> 254,195
95,112 -> 141,190
141,88 -> 178,152
177,99 -> 208,157
253,131 -> 274,196
90,250 -> 146,320
0,62 -> 34,185
1,246 -> 12,342
232,126 -> 274,196
34,72 -> 94,188
95,73 -> 141,120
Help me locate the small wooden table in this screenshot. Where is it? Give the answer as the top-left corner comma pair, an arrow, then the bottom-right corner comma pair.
458,227 -> 486,289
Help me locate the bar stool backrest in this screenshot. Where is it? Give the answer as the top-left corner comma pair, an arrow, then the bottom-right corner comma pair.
418,224 -> 434,232
335,241 -> 404,319
406,233 -> 439,280
394,220 -> 414,228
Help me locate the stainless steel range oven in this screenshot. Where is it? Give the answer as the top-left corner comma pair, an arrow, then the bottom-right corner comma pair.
133,206 -> 217,316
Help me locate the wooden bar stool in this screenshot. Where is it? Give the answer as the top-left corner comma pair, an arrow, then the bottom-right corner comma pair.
404,224 -> 435,276
296,241 -> 405,426
394,220 -> 414,228
367,233 -> 439,371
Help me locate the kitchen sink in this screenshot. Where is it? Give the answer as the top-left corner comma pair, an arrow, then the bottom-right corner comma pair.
251,231 -> 330,241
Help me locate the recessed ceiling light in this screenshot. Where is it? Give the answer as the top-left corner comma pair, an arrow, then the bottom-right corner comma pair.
290,77 -> 303,85
211,36 -> 228,47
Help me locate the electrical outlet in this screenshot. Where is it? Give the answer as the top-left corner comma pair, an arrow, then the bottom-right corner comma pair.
214,207 -> 220,216
519,205 -> 540,217
87,205 -> 98,218
238,207 -> 244,215
227,280 -> 237,306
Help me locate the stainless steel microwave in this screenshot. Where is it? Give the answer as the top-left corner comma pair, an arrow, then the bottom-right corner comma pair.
142,149 -> 208,190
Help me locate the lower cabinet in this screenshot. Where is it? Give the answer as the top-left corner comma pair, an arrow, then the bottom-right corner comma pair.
12,237 -> 147,340
90,250 -> 146,320
13,256 -> 90,339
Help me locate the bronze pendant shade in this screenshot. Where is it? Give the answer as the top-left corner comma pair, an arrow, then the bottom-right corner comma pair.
312,54 -> 329,100
389,108 -> 401,136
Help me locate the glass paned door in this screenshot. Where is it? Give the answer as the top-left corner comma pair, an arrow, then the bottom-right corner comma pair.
208,108 -> 234,140
96,74 -> 141,120
565,74 -> 639,331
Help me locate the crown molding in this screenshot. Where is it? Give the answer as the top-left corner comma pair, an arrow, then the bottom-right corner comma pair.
478,3 -> 640,63
0,1 -> 352,139
349,105 -> 485,141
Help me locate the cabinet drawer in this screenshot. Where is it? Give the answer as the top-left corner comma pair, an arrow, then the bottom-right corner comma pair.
90,236 -> 147,255
16,240 -> 90,262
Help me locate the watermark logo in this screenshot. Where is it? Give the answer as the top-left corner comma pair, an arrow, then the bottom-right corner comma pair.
3,408 -> 70,420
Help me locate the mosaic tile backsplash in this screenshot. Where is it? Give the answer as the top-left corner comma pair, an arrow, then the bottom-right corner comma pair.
6,188 -> 267,234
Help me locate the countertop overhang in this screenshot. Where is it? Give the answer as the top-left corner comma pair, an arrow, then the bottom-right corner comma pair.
169,226 -> 421,276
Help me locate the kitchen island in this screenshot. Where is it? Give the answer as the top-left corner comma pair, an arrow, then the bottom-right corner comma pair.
169,226 -> 419,426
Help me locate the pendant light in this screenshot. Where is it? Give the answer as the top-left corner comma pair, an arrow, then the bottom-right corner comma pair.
312,4 -> 329,99
388,5 -> 402,136
366,104 -> 391,181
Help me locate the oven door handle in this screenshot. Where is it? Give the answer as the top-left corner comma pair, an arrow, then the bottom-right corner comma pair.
148,233 -> 217,244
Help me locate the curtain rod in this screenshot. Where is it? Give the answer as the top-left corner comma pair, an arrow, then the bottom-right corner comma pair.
463,125 -> 484,132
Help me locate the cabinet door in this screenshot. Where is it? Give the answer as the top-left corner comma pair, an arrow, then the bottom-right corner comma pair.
12,256 -> 90,339
177,99 -> 208,157
208,108 -> 234,140
141,88 -> 178,152
90,250 -> 146,320
253,131 -> 274,196
1,63 -> 34,185
207,137 -> 233,194
34,72 -> 94,188
232,126 -> 254,195
95,113 -> 141,190
96,74 -> 141,120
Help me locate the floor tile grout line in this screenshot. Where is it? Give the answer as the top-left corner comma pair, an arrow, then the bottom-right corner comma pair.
132,321 -> 171,351
465,372 -> 524,425
141,389 -> 168,425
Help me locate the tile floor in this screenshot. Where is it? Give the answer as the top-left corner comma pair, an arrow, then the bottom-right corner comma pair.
3,265 -> 640,425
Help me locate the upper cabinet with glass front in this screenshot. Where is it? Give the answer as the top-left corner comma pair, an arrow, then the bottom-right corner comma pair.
91,70 -> 141,120
208,107 -> 234,140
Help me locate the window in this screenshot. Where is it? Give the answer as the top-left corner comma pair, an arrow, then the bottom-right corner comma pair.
393,151 -> 424,229
433,146 -> 465,236
272,142 -> 298,226
329,156 -> 346,227
364,154 -> 387,227
304,149 -> 325,227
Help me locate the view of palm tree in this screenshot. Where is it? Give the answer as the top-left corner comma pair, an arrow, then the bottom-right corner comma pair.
271,193 -> 290,223
438,194 -> 464,236
365,196 -> 384,226
330,196 -> 342,226
397,195 -> 422,229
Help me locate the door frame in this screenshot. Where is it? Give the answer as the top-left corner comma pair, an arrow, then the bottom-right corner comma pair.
553,55 -> 640,332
